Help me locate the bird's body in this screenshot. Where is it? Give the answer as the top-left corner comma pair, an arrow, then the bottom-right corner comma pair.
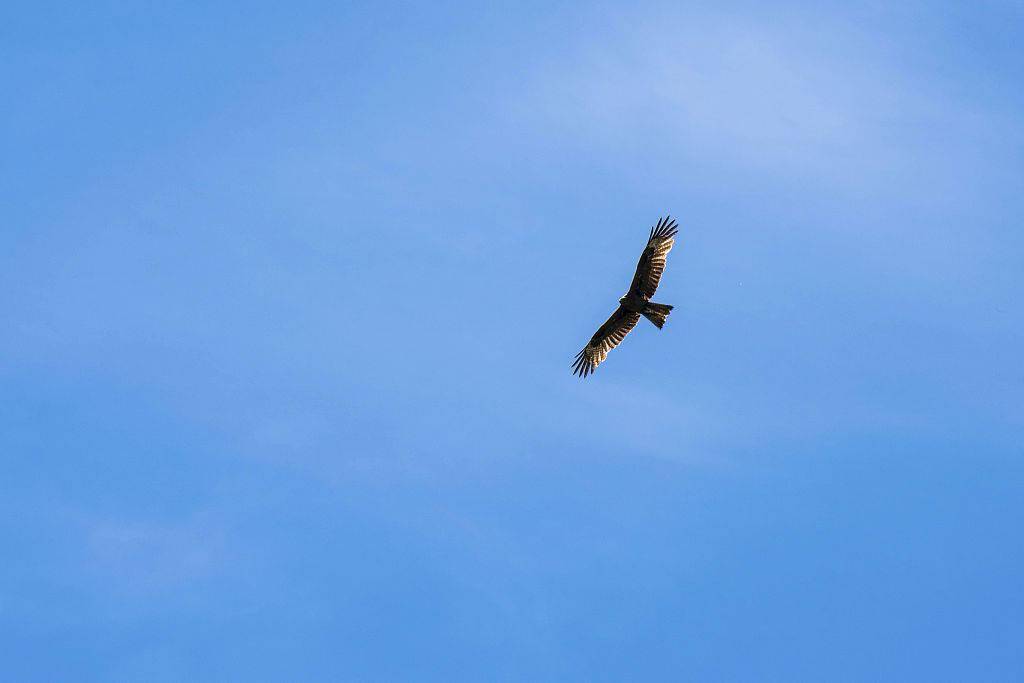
618,291 -> 648,313
572,216 -> 679,378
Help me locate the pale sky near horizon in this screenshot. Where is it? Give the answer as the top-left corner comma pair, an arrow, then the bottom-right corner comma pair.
3,1 -> 1023,680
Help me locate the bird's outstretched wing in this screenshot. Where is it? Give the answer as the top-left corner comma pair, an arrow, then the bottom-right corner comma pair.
628,215 -> 678,299
572,306 -> 642,378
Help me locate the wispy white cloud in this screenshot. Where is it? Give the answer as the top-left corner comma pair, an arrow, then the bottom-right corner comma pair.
81,512 -> 229,596
516,7 -> 1021,198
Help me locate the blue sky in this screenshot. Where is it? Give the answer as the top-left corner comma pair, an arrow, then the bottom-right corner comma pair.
2,1 -> 1022,680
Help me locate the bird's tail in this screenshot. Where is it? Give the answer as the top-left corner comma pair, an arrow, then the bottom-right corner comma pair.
642,302 -> 673,329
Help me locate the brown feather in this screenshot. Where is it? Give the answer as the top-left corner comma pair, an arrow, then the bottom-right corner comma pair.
571,306 -> 641,377
627,215 -> 678,299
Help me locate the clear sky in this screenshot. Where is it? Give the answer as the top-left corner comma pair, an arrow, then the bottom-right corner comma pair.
2,1 -> 1022,680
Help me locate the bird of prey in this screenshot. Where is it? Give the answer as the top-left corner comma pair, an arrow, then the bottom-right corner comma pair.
571,215 -> 679,377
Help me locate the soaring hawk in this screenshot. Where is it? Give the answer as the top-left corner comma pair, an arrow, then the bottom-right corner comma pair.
572,216 -> 679,378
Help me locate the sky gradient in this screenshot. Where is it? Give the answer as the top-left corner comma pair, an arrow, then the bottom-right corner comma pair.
3,1 -> 1023,680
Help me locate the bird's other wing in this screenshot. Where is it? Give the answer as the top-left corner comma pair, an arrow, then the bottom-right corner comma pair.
571,306 -> 642,377
628,215 -> 679,299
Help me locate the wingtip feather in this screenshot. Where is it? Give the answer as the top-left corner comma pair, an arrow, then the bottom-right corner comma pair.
649,214 -> 679,241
